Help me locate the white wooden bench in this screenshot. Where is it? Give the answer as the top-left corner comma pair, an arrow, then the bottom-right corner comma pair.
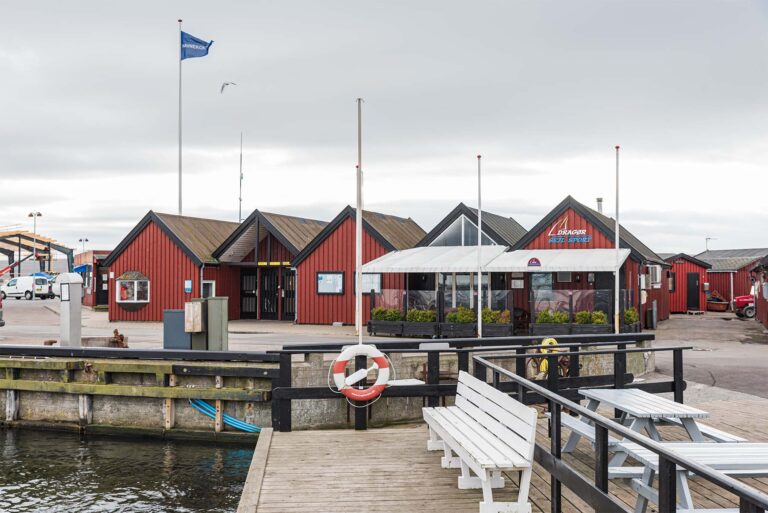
423,371 -> 537,513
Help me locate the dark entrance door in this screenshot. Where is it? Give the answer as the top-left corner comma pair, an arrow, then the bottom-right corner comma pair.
241,270 -> 258,319
282,268 -> 296,321
96,266 -> 109,306
686,273 -> 700,311
260,268 -> 279,320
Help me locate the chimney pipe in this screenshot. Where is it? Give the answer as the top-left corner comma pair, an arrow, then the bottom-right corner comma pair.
596,197 -> 603,214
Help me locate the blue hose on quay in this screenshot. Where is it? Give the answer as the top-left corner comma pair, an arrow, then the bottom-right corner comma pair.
188,399 -> 261,433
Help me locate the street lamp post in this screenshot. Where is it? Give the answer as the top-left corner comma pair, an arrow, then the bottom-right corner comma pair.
79,238 -> 89,254
28,212 -> 42,302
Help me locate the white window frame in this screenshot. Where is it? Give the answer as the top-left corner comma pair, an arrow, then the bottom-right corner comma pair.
116,279 -> 151,304
202,280 -> 216,298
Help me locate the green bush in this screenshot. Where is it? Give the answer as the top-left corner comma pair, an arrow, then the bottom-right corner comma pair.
574,311 -> 593,324
499,309 -> 511,324
592,310 -> 608,324
535,309 -> 554,324
624,307 -> 639,325
371,307 -> 402,321
406,309 -> 436,323
482,308 -> 501,324
445,306 -> 476,324
551,310 -> 570,324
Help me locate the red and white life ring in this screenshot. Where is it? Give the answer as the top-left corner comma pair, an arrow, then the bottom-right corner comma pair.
332,345 -> 390,401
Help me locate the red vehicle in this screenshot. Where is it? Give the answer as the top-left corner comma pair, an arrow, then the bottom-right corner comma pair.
735,295 -> 755,319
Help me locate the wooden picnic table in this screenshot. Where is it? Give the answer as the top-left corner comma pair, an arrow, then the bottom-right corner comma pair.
620,442 -> 768,513
564,388 -> 709,450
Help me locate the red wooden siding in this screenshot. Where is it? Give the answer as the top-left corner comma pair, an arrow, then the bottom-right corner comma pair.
706,265 -> 758,305
296,217 -> 405,325
666,259 -> 708,313
108,221 -> 242,321
108,222 -> 200,322
203,266 -> 241,320
525,208 -> 615,250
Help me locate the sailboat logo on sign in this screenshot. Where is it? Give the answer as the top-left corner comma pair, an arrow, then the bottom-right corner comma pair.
547,216 -> 592,244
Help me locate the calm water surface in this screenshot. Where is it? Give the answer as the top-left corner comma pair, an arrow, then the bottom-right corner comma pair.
0,429 -> 253,513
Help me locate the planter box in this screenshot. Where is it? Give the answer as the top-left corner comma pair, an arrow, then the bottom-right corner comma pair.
620,322 -> 642,333
402,322 -> 438,338
482,323 -> 515,338
530,323 -> 571,336
571,324 -> 612,335
367,320 -> 403,337
439,323 -> 476,338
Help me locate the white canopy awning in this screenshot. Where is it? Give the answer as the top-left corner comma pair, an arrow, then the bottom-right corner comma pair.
484,249 -> 631,273
362,246 -> 509,273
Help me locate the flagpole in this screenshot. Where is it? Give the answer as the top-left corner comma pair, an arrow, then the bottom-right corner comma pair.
614,145 -> 621,334
178,19 -> 183,215
477,155 -> 482,339
239,132 -> 244,223
356,98 -> 363,344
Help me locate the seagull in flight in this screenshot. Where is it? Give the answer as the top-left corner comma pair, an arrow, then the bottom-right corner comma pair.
220,82 -> 237,94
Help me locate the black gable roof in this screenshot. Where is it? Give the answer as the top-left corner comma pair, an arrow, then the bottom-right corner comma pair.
418,203 -> 527,247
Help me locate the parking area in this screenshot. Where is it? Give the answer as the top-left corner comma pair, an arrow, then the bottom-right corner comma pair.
2,300 -> 767,397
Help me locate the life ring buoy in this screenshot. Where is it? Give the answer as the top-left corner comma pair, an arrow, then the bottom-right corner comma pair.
332,345 -> 390,401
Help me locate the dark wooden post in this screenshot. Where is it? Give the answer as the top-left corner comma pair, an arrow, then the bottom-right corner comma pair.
457,351 -> 469,373
658,456 -> 677,513
427,351 -> 440,407
437,284 -> 445,324
594,424 -> 609,493
272,352 -> 292,432
673,348 -> 684,403
568,293 -> 574,325
739,498 -> 765,513
550,402 -> 562,513
473,358 -> 487,382
569,345 -> 581,378
354,354 -> 368,430
547,354 -> 558,413
614,343 -> 627,418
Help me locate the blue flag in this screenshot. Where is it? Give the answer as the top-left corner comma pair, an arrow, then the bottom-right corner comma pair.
180,31 -> 213,60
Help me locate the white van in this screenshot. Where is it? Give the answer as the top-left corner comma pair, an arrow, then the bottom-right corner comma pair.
0,276 -> 51,300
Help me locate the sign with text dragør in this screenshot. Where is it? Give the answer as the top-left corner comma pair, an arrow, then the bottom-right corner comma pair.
547,216 -> 592,244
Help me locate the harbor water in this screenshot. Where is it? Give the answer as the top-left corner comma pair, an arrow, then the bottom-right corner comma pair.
0,429 -> 252,512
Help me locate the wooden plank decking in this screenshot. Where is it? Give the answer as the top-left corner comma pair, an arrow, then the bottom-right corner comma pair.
240,396 -> 768,513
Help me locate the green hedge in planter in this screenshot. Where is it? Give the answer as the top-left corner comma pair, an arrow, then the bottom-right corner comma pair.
406,309 -> 437,323
371,307 -> 402,321
481,308 -> 512,324
591,310 -> 608,324
535,309 -> 569,324
624,307 -> 639,325
445,306 -> 476,324
574,311 -> 592,324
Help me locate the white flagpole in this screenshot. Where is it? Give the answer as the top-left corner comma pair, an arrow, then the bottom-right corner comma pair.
614,145 -> 621,334
178,19 -> 183,215
477,155 -> 482,339
239,132 -> 244,222
356,98 -> 364,344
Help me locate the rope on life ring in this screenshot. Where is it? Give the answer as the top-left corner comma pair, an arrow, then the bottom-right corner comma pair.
331,344 -> 390,402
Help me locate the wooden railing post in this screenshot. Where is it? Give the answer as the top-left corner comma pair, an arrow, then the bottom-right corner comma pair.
547,354 -> 558,412
569,345 -> 580,378
739,498 -> 765,513
272,352 -> 292,432
354,354 -> 368,430
594,424 -> 609,493
614,343 -> 627,418
673,348 -> 684,403
658,455 -> 677,513
457,351 -> 469,373
427,351 -> 440,408
473,358 -> 487,382
550,401 -> 562,513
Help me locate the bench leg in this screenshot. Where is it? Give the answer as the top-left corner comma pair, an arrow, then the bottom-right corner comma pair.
458,462 -> 504,490
427,427 -> 444,451
478,468 -> 532,513
442,445 -> 461,469
632,467 -> 655,513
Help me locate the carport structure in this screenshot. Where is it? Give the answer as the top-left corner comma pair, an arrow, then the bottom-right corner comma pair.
0,230 -> 74,276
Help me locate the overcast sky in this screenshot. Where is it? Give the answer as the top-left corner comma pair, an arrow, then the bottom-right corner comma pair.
1,1 -> 767,257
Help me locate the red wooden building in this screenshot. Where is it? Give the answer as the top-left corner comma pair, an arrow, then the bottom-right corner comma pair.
103,212 -> 240,322
659,253 -> 710,313
293,206 -> 425,325
511,196 -> 670,327
73,250 -> 112,309
695,248 -> 768,309
212,210 -> 327,321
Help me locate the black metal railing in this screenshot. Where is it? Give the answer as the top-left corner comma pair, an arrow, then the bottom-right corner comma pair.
0,345 -> 279,363
473,355 -> 768,513
269,333 -> 683,432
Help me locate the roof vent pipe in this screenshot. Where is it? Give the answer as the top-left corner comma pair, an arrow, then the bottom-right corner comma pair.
596,197 -> 604,214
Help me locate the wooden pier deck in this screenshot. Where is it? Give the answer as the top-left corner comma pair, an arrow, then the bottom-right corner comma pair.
239,394 -> 768,513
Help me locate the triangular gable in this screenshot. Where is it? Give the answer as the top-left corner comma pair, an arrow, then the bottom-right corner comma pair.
662,253 -> 712,269
418,203 -> 526,247
512,196 -> 663,264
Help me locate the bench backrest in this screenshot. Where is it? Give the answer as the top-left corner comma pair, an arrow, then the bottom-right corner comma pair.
455,370 -> 538,462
